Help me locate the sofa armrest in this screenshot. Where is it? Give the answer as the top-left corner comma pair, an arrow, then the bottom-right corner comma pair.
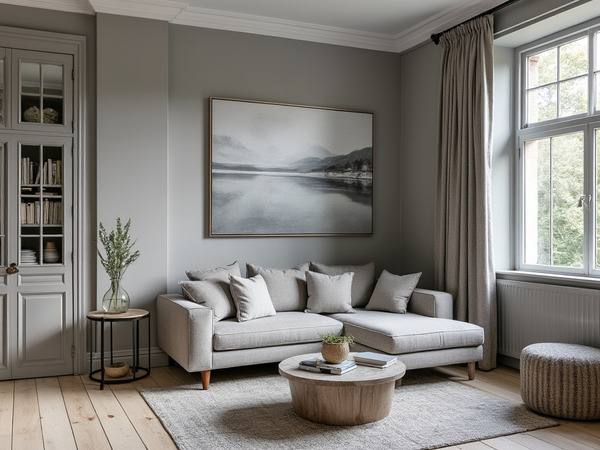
408,288 -> 453,319
156,294 -> 214,372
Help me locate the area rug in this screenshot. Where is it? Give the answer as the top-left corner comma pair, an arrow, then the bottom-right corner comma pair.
141,365 -> 558,450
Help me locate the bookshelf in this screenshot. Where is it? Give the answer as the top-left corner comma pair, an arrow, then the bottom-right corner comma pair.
19,143 -> 64,265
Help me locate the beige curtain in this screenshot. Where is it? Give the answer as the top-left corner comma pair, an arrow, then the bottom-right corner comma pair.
434,15 -> 497,370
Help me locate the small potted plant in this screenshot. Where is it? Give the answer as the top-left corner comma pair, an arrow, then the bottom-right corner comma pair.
319,333 -> 355,364
98,218 -> 140,313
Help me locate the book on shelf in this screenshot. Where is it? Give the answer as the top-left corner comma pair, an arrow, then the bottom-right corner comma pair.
353,352 -> 397,368
298,358 -> 356,375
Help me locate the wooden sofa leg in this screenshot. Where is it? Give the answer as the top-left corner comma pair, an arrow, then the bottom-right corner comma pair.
201,370 -> 211,390
467,362 -> 476,380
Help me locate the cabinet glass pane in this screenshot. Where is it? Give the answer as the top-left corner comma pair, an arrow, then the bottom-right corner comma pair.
19,143 -> 64,265
20,61 -> 63,126
0,57 -> 4,126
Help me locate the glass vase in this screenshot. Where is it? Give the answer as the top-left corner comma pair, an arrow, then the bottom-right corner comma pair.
102,278 -> 130,313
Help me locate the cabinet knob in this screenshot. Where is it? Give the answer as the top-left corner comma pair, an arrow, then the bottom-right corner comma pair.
6,263 -> 19,275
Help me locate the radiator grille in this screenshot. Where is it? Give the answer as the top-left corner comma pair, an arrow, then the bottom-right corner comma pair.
497,280 -> 600,359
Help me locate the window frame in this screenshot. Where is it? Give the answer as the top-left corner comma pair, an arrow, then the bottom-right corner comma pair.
516,21 -> 600,276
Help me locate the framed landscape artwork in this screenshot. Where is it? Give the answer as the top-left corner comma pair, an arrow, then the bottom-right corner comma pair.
209,97 -> 373,237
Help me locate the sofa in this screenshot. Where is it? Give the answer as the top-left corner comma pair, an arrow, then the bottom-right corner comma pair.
157,261 -> 485,390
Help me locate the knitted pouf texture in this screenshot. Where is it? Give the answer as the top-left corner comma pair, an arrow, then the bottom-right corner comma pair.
520,343 -> 600,420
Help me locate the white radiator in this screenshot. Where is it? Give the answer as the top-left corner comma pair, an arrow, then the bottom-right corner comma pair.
497,280 -> 600,359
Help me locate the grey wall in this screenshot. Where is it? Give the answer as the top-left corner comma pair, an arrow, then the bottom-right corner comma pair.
167,26 -> 404,290
399,42 -> 442,288
96,14 -> 169,347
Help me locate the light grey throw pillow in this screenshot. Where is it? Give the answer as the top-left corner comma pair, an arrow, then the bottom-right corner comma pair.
179,279 -> 236,321
305,271 -> 355,314
365,270 -> 422,314
229,274 -> 276,322
309,261 -> 375,307
186,261 -> 241,281
246,262 -> 309,312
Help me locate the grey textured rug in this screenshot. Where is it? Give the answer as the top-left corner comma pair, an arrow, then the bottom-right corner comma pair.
141,365 -> 558,450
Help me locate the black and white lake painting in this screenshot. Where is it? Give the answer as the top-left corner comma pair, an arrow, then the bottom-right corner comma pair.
209,98 -> 373,236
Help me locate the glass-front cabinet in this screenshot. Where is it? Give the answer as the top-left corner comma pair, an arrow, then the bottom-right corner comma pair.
0,44 -> 74,381
11,49 -> 72,133
19,140 -> 66,266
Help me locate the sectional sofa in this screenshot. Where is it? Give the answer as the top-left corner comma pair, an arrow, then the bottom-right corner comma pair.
157,261 -> 485,390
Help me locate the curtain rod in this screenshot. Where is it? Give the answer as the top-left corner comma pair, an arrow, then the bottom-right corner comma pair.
430,0 -> 521,45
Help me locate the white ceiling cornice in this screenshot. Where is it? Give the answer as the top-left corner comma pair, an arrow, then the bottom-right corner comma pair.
88,0 -> 187,21
173,7 -> 401,53
5,0 -> 508,53
0,0 -> 94,15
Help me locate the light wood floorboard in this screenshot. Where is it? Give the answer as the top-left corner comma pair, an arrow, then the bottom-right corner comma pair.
2,364 -> 599,449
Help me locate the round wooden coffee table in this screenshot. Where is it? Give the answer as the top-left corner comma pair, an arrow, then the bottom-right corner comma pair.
278,353 -> 406,425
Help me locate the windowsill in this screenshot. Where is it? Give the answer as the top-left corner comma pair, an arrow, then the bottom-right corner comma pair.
496,270 -> 600,289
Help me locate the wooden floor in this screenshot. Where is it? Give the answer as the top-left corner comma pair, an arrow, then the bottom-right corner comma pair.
0,364 -> 598,449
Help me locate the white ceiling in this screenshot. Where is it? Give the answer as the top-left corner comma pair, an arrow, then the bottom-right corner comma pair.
1,0 -> 509,53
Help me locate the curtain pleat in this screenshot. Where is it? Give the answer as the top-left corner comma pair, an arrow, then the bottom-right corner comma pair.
434,15 -> 497,370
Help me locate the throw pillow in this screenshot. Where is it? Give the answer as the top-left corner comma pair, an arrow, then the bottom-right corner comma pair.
365,270 -> 422,314
179,279 -> 236,321
309,261 -> 375,307
305,271 -> 355,314
246,262 -> 309,311
229,274 -> 276,322
186,261 -> 241,281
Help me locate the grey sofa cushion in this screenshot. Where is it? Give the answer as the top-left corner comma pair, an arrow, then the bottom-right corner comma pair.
186,261 -> 241,281
246,263 -> 309,311
305,271 -> 355,314
179,280 -> 236,321
229,274 -> 276,322
365,270 -> 421,314
213,312 -> 343,351
329,309 -> 484,355
180,261 -> 241,320
309,261 -> 375,307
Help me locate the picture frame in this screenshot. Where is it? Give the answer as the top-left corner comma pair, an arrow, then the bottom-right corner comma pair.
209,97 -> 373,237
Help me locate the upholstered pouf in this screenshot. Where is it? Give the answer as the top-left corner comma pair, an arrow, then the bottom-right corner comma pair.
520,343 -> 600,420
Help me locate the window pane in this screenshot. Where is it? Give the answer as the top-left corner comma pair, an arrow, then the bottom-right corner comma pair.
527,47 -> 557,88
524,132 -> 584,267
559,76 -> 588,117
596,72 -> 600,112
527,85 -> 557,123
596,129 -> 600,269
559,37 -> 588,80
525,138 -> 551,265
594,31 -> 600,70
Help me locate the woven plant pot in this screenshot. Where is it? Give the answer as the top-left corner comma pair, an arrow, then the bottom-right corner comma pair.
321,342 -> 350,364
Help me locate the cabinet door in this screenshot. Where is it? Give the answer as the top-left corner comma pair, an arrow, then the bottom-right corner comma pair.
0,141 -> 9,380
10,50 -> 73,134
10,135 -> 73,379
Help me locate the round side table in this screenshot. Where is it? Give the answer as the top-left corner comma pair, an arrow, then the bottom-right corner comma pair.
87,308 -> 150,390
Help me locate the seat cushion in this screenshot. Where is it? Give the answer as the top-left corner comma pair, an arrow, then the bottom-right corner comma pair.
329,309 -> 484,355
213,312 -> 343,351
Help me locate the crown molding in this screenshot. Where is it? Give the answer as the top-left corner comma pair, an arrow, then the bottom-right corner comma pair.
394,0 -> 508,53
172,7 -> 400,53
88,0 -> 187,21
3,0 -> 506,53
0,0 -> 94,15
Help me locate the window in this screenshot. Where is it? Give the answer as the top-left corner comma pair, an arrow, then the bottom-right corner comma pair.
518,25 -> 600,275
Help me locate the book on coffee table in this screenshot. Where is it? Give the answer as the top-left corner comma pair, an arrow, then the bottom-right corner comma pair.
353,352 -> 397,368
298,358 -> 356,375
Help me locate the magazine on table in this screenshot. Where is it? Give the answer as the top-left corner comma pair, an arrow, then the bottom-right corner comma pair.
298,358 -> 356,375
353,352 -> 397,368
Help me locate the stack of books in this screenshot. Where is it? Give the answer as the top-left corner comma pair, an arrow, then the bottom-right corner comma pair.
353,352 -> 397,368
298,358 -> 356,375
